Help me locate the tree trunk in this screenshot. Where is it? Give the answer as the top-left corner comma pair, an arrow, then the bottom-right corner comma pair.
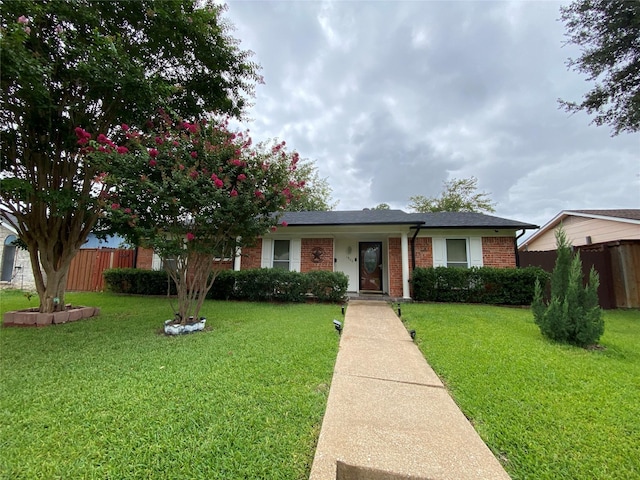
40,268 -> 69,313
29,239 -> 78,313
165,251 -> 220,324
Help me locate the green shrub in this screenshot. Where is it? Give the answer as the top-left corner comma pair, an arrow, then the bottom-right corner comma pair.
103,268 -> 176,295
206,269 -> 237,300
208,269 -> 349,303
105,267 -> 349,303
480,267 -> 549,304
232,269 -> 308,302
306,270 -> 349,302
532,227 -> 604,347
411,266 -> 547,305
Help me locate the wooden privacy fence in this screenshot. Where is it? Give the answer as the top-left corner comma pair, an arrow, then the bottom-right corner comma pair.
520,240 -> 640,309
66,248 -> 135,292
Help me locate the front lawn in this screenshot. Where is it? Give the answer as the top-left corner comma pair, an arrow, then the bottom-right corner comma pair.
402,303 -> 640,480
0,291 -> 339,479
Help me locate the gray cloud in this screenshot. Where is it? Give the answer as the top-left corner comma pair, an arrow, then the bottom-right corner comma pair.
226,0 -> 640,226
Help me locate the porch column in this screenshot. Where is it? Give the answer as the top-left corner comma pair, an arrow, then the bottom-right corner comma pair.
233,247 -> 241,271
401,232 -> 410,299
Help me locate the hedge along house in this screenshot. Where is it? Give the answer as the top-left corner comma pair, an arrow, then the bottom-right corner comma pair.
233,210 -> 538,299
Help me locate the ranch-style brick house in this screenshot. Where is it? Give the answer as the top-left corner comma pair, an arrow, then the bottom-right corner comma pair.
140,210 -> 536,300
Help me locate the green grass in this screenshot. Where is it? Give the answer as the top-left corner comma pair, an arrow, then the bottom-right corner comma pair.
402,303 -> 640,480
0,290 -> 340,479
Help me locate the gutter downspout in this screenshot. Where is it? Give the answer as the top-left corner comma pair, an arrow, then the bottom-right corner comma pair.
410,223 -> 422,271
515,229 -> 527,267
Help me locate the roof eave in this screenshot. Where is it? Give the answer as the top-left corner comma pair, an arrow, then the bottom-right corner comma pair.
413,224 -> 538,230
280,221 -> 424,227
564,210 -> 640,225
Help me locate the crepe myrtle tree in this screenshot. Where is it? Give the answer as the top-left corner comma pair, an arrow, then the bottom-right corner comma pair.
86,113 -> 303,324
0,1 -> 261,313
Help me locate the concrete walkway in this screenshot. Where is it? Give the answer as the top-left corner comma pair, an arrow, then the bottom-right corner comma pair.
309,300 -> 511,480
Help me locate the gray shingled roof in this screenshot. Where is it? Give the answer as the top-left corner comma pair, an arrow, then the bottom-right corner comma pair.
278,210 -> 538,229
279,210 -> 417,226
410,212 -> 538,229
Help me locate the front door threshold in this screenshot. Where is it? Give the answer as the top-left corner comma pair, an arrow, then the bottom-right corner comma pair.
348,292 -> 404,302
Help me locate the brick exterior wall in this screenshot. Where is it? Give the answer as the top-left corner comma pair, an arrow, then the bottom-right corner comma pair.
136,247 -> 154,269
388,238 -> 403,297
213,260 -> 234,271
240,244 -> 262,269
482,237 -> 516,267
136,247 -> 234,271
412,237 -> 433,268
300,238 -> 334,272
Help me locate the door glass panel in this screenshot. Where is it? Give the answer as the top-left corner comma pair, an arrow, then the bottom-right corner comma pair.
359,242 -> 383,291
363,246 -> 379,274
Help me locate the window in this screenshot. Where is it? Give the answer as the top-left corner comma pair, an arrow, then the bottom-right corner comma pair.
162,258 -> 178,273
273,240 -> 290,271
446,239 -> 468,268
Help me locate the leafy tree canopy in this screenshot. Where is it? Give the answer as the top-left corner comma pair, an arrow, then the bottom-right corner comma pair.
408,176 -> 496,213
286,159 -> 337,211
90,114 -> 301,322
0,0 -> 261,312
559,0 -> 640,135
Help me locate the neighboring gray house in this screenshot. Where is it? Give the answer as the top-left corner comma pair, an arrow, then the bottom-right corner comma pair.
0,214 -> 36,290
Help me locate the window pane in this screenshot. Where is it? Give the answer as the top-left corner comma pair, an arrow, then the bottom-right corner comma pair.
273,240 -> 290,271
274,240 -> 290,261
163,258 -> 177,272
446,239 -> 467,267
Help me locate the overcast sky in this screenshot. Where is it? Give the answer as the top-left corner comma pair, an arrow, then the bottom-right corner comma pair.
223,0 -> 639,230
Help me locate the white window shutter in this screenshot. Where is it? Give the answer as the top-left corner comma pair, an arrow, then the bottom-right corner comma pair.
469,237 -> 483,267
432,237 -> 446,267
261,238 -> 272,268
290,239 -> 301,272
152,253 -> 162,270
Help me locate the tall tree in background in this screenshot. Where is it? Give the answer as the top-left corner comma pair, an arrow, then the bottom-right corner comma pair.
286,160 -> 337,211
0,1 -> 261,312
559,0 -> 640,135
372,203 -> 391,210
409,177 -> 496,213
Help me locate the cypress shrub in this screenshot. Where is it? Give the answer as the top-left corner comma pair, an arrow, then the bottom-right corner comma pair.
531,227 -> 604,347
